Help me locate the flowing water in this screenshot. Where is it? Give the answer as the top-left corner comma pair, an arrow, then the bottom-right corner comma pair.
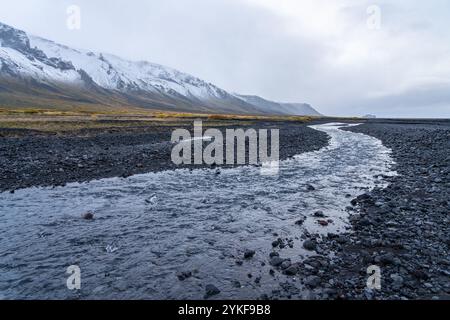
0,123 -> 396,299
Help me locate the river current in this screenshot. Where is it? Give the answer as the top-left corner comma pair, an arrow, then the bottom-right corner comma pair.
0,123 -> 396,299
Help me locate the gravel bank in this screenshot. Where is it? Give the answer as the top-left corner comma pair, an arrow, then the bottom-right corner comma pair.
261,120 -> 449,300
2,119 -> 448,300
0,122 -> 329,192
320,121 -> 450,300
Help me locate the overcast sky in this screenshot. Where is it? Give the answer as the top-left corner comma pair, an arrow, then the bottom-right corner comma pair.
1,0 -> 450,117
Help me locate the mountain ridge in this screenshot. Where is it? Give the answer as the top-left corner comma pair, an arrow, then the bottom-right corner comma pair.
236,94 -> 322,116
0,21 -> 322,116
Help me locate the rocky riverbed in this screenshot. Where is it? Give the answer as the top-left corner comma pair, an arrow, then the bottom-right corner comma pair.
266,120 -> 450,300
332,121 -> 450,300
0,121 -> 329,192
0,119 -> 448,300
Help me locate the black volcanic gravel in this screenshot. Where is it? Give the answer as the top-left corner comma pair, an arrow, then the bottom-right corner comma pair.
0,122 -> 329,192
1,119 -> 448,300
280,121 -> 449,300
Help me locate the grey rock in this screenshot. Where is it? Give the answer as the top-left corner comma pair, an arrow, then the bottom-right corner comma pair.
204,284 -> 221,298
314,211 -> 325,218
269,257 -> 285,267
303,240 -> 317,251
176,271 -> 192,281
390,274 -> 404,288
304,275 -> 321,288
244,249 -> 256,259
336,236 -> 349,244
280,261 -> 292,270
81,212 -> 94,220
269,252 -> 280,258
284,265 -> 298,276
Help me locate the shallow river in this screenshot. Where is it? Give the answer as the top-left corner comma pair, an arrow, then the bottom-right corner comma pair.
0,123 -> 396,299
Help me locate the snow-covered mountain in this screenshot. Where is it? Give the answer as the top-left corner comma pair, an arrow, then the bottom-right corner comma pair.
236,94 -> 322,116
0,22 -> 321,116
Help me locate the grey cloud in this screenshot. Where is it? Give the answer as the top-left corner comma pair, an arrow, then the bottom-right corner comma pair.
0,0 -> 449,117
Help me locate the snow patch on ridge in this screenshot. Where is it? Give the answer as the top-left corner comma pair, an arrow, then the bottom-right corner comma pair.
0,46 -> 80,83
0,21 -> 321,115
29,35 -> 225,100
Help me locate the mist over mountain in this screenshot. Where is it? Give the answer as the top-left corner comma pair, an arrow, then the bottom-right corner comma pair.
236,94 -> 322,116
0,22 -> 321,116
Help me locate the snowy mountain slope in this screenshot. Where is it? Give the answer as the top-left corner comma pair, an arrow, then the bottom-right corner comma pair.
279,103 -> 322,116
29,36 -> 230,99
237,94 -> 322,116
0,21 -> 321,115
0,23 -> 81,84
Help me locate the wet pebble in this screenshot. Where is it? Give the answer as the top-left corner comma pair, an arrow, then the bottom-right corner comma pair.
244,249 -> 256,259
81,211 -> 94,220
204,284 -> 221,298
303,240 -> 317,251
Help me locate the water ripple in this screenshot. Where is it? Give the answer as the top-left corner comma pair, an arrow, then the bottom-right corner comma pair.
0,123 -> 396,299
